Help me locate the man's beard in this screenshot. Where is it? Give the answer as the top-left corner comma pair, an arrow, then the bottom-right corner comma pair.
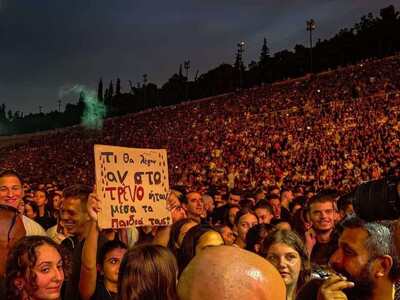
332,261 -> 375,300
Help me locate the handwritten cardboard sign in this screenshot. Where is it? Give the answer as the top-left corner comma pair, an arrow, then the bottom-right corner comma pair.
94,144 -> 171,229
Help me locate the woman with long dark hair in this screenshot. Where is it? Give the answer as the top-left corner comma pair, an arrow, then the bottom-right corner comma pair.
117,244 -> 178,300
262,229 -> 311,300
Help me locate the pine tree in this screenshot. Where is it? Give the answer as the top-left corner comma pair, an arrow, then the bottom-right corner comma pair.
108,80 -> 114,98
260,38 -> 270,65
104,88 -> 109,103
234,49 -> 245,88
234,52 -> 241,70
78,91 -> 85,104
97,78 -> 103,102
179,64 -> 183,78
0,104 -> 6,120
116,78 -> 121,95
259,38 -> 271,83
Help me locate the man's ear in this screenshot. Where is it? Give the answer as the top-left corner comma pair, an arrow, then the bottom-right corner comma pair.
373,255 -> 393,278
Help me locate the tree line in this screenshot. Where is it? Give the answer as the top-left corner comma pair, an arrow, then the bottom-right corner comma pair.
1,5 -> 399,135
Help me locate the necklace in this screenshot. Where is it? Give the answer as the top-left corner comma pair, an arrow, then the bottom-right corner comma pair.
104,281 -> 116,299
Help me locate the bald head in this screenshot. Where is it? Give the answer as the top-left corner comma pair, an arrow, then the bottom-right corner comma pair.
178,246 -> 286,300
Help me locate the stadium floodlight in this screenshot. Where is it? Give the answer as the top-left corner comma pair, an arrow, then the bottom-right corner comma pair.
184,60 -> 191,100
237,41 -> 245,88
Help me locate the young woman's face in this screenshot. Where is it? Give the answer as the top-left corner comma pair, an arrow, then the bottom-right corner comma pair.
236,213 -> 258,243
23,244 -> 64,300
52,194 -> 62,210
266,242 -> 301,288
102,248 -> 127,284
34,191 -> 47,208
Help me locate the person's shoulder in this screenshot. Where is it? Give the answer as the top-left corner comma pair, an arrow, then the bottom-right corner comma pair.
21,215 -> 47,236
212,204 -> 228,220
91,280 -> 114,300
46,225 -> 67,244
215,204 -> 229,212
46,224 -> 58,235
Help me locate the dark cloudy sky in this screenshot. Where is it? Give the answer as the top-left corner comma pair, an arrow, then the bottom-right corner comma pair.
0,0 -> 399,114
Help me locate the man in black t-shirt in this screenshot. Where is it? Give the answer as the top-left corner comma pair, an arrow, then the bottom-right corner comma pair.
307,193 -> 338,267
59,184 -> 93,300
280,188 -> 294,219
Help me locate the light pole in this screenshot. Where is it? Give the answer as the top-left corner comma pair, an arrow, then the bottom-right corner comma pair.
237,41 -> 245,88
143,74 -> 148,108
306,19 -> 316,73
184,60 -> 190,100
184,60 -> 190,79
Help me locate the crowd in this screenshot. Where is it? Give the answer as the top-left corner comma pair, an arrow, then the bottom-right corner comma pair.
0,170 -> 399,300
1,55 -> 400,195
0,54 -> 400,300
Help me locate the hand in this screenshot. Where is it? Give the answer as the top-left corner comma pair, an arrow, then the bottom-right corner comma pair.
87,192 -> 101,222
166,191 -> 186,223
166,192 -> 180,211
305,228 -> 317,255
170,205 -> 187,223
317,274 -> 354,300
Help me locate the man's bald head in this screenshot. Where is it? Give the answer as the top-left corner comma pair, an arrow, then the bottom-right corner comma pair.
178,246 -> 286,300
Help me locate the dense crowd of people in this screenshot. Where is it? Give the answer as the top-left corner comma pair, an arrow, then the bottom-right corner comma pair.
1,55 -> 400,195
0,54 -> 400,300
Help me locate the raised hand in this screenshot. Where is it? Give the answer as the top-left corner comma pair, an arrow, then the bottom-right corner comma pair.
317,274 -> 354,300
87,192 -> 101,222
304,228 -> 317,255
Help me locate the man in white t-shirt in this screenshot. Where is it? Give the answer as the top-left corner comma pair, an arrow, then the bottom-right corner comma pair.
0,170 -> 46,236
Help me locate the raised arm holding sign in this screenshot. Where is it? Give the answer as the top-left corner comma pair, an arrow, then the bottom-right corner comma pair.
94,145 -> 172,229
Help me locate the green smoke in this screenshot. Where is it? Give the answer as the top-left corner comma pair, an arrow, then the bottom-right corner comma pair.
60,85 -> 106,130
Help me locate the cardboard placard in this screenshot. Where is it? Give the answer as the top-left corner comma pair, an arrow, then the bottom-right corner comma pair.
94,144 -> 171,229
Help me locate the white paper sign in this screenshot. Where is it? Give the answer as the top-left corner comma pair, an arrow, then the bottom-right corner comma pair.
94,144 -> 171,229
